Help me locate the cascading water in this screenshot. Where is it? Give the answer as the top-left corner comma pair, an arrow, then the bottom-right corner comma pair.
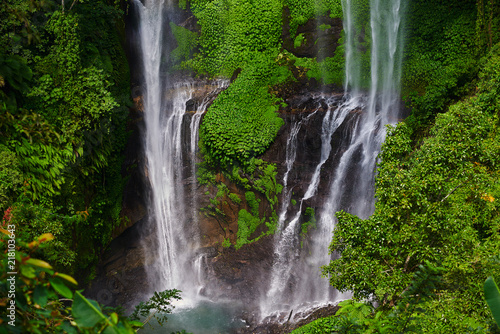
261,0 -> 404,319
133,0 -> 204,301
133,0 -> 404,327
188,81 -> 228,279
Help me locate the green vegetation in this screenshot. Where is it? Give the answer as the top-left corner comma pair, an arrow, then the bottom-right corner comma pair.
300,207 -> 316,248
2,0 -> 500,331
0,232 -> 182,333
402,0 -> 499,131
485,276 -> 500,327
318,35 -> 500,334
170,22 -> 198,66
284,0 -> 342,36
184,0 -> 344,166
199,53 -> 288,166
198,158 -> 282,249
0,0 -> 131,278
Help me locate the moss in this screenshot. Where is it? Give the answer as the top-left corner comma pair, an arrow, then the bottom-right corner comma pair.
294,33 -> 306,48
228,193 -> 241,204
170,22 -> 198,66
199,52 -> 288,166
300,207 -> 316,248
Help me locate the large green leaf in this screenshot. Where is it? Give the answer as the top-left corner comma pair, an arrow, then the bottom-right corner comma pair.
49,277 -> 73,299
72,291 -> 106,328
484,276 -> 500,326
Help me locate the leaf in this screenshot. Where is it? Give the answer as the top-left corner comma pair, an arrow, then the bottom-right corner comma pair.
37,233 -> 55,243
60,321 -> 79,334
102,325 -> 121,334
484,276 -> 500,326
56,272 -> 78,286
33,285 -> 49,306
72,291 -> 107,329
129,320 -> 143,328
110,312 -> 119,325
25,258 -> 53,269
49,277 -> 73,299
20,265 -> 36,278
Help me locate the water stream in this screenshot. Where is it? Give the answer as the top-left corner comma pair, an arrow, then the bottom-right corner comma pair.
260,0 -> 404,319
133,0 -> 222,301
133,0 -> 404,328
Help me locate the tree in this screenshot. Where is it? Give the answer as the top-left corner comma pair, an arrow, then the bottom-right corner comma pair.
322,44 -> 500,331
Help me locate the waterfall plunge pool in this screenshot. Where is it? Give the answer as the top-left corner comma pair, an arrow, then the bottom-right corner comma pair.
137,300 -> 247,334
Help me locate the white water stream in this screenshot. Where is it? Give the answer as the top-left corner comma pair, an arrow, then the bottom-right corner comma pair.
133,0 -> 228,301
133,0 -> 404,325
261,0 -> 404,319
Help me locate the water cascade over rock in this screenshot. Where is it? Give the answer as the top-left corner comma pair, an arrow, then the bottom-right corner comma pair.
133,0 -> 229,302
260,0 -> 405,320
105,0 -> 405,329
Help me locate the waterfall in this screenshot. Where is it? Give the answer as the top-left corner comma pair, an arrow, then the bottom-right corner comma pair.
133,0 -> 404,323
133,0 -> 205,299
261,0 -> 404,319
261,110 -> 317,315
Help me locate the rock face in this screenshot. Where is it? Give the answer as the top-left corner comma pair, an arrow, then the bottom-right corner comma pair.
85,83 -> 365,313
281,7 -> 343,60
86,3 -> 352,326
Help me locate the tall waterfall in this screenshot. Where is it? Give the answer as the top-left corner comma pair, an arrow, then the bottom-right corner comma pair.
132,0 -> 404,323
261,0 -> 404,318
133,0 -> 202,299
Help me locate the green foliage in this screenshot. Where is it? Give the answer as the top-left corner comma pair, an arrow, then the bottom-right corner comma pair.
187,0 -> 282,76
199,52 -> 287,166
476,0 -> 500,51
130,289 -> 182,328
245,191 -> 260,216
0,145 -> 22,213
14,138 -> 75,200
0,0 -> 131,278
300,207 -> 316,247
236,208 -> 262,249
284,0 -> 342,37
233,161 -> 281,247
200,159 -> 281,249
222,238 -> 231,248
10,203 -> 80,269
297,263 -> 486,333
485,276 -> 500,327
323,44 -> 500,331
170,22 -> 198,66
403,0 -> 480,128
294,33 -> 306,48
291,42 -> 346,86
228,193 -> 241,205
0,232 -> 143,333
0,54 -> 32,111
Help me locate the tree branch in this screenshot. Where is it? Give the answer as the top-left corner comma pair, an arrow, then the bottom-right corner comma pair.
69,0 -> 78,12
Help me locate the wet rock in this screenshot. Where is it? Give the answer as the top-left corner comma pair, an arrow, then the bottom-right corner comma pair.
85,217 -> 151,311
237,304 -> 340,334
201,235 -> 275,304
281,7 -> 343,60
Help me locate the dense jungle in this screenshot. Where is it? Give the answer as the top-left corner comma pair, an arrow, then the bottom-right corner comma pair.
1,0 -> 500,333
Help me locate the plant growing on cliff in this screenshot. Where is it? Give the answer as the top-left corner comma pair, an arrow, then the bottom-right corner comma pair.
199,52 -> 288,167
322,44 -> 500,332
300,207 -> 316,248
